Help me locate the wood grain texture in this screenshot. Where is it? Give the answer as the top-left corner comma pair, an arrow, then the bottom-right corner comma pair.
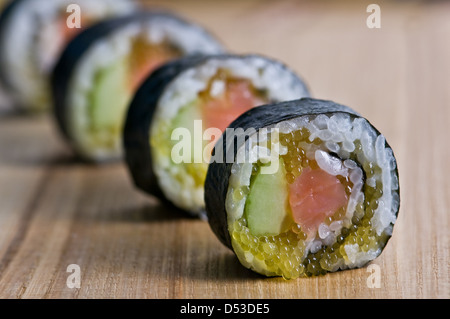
0,0 -> 448,298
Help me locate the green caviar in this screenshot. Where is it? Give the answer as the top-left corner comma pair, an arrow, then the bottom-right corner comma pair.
280,128 -> 316,184
231,217 -> 307,279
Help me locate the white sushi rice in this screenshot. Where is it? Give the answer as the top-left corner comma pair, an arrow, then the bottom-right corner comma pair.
150,55 -> 310,215
0,0 -> 136,111
226,112 -> 399,270
66,13 -> 224,161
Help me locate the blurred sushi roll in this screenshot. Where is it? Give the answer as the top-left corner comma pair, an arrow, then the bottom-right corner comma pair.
0,0 -> 11,113
0,0 -> 136,113
124,54 -> 310,217
205,98 -> 400,279
53,11 -> 225,162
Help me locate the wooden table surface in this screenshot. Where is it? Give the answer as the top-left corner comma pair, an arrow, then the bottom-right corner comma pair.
0,0 -> 449,299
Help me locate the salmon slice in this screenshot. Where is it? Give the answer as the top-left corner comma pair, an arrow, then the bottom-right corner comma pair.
203,80 -> 265,133
128,37 -> 182,91
288,167 -> 348,234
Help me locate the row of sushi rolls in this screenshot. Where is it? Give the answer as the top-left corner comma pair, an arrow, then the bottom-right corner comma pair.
0,0 -> 399,279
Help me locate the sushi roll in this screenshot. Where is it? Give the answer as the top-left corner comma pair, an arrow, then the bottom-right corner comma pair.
124,54 -> 310,216
0,0 -> 136,112
205,98 -> 400,279
52,12 -> 224,162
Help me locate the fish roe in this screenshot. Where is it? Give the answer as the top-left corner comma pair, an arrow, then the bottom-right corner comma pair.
231,217 -> 307,279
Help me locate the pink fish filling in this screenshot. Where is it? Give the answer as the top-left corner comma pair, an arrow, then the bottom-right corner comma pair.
201,73 -> 267,135
288,167 -> 349,234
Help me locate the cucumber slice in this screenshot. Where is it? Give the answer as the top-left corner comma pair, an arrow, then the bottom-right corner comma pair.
89,57 -> 130,134
170,99 -> 204,161
245,159 -> 293,236
170,100 -> 208,186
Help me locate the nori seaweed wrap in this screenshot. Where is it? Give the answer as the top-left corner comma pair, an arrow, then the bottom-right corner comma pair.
205,98 -> 400,279
123,54 -> 310,217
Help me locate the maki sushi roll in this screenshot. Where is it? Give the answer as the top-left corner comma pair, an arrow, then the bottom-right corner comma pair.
205,98 -> 400,279
124,54 -> 310,216
0,0 -> 136,112
53,11 -> 224,162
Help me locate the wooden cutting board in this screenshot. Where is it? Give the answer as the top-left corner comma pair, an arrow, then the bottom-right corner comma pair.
0,0 -> 448,298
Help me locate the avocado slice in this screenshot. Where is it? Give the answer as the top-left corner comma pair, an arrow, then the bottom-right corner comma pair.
245,158 -> 293,236
89,57 -> 130,134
